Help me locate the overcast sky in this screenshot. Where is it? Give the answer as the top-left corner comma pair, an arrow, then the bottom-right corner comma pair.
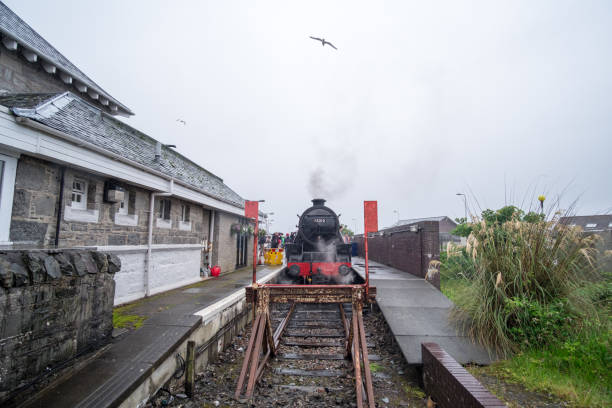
7,0 -> 611,232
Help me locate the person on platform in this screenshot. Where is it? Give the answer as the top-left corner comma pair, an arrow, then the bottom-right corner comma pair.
271,233 -> 279,249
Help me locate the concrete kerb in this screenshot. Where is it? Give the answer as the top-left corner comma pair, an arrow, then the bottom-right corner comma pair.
121,266 -> 283,408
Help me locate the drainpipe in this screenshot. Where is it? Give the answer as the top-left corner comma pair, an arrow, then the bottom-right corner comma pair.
146,191 -> 171,297
54,166 -> 66,247
208,209 -> 215,266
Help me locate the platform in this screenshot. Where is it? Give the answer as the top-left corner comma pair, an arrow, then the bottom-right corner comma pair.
352,258 -> 493,365
24,265 -> 283,408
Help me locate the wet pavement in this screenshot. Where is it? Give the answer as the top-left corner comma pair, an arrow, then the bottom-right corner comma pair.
352,258 -> 493,365
23,265 -> 282,408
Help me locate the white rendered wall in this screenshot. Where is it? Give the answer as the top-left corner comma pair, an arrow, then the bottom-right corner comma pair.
91,244 -> 203,305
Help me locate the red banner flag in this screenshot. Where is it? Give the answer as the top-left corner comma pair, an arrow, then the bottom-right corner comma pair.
245,201 -> 259,225
364,201 -> 378,233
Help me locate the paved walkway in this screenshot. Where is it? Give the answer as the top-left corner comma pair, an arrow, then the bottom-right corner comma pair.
352,258 -> 492,365
25,265 -> 282,408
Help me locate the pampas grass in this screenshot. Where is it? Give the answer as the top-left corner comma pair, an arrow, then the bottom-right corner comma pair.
451,207 -> 602,356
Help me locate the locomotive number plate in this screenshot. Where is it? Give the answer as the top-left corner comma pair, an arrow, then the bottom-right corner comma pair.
313,218 -> 326,223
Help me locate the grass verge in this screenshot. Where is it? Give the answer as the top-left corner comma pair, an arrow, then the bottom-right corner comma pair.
470,328 -> 611,407
442,257 -> 612,407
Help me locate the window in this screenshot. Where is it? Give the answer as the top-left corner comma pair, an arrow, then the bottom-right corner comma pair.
609,222 -> 612,228
158,199 -> 171,220
117,191 -> 129,215
0,153 -> 18,243
181,204 -> 190,222
585,223 -> 597,228
71,178 -> 87,210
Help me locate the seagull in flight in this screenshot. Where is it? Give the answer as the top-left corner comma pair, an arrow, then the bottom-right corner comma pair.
310,36 -> 337,50
176,119 -> 186,125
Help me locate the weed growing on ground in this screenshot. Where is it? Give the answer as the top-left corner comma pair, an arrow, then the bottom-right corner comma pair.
113,303 -> 147,329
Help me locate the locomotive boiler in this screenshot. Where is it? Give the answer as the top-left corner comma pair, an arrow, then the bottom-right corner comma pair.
283,199 -> 353,284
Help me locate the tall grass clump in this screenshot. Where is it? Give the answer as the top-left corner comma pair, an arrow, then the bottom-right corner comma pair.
450,206 -> 602,356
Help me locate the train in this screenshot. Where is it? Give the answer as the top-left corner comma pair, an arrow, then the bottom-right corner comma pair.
281,199 -> 354,284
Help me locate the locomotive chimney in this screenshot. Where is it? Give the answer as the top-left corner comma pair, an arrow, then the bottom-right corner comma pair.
312,198 -> 326,207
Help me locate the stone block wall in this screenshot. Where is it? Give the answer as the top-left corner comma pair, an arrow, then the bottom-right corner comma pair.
0,45 -> 114,114
10,155 -> 211,248
0,50 -> 65,95
212,212 -> 253,275
354,221 -> 439,278
0,249 -> 120,404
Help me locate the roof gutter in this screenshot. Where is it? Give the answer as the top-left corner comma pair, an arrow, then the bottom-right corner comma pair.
13,116 -> 245,212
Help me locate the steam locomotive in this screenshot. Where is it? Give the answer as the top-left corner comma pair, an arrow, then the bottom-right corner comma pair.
282,199 -> 353,284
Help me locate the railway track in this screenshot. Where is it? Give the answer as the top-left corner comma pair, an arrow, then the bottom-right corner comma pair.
249,302 -> 377,405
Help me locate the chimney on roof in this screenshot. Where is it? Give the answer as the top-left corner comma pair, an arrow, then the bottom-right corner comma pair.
155,142 -> 161,161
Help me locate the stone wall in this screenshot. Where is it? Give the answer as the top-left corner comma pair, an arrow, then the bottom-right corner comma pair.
10,155 -> 212,248
212,212 -> 253,275
0,47 -> 112,113
0,50 -> 65,94
354,221 -> 439,278
0,249 -> 120,404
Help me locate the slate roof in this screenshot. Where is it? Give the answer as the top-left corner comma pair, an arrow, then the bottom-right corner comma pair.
559,215 -> 612,232
0,1 -> 132,116
390,216 -> 455,228
0,92 -> 245,208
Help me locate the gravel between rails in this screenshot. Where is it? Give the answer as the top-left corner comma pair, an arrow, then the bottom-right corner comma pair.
146,303 -> 428,407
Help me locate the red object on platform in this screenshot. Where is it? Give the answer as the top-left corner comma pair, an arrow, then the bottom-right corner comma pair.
211,265 -> 221,277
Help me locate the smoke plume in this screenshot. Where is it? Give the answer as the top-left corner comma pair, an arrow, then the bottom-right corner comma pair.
307,166 -> 352,200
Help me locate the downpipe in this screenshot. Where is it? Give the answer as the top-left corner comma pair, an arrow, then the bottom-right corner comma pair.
146,191 -> 172,297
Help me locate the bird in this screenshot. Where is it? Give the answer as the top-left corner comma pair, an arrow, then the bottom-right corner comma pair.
309,36 -> 337,50
176,119 -> 186,125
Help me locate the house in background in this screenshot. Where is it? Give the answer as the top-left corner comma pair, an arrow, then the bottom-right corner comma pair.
560,215 -> 612,250
0,2 -> 255,305
389,216 -> 463,249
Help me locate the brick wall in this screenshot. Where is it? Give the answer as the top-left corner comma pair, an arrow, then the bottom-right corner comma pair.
0,249 -> 119,405
422,343 -> 504,408
354,221 -> 439,278
10,155 -> 211,248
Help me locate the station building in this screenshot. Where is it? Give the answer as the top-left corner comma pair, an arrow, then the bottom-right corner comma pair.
0,2 -> 254,304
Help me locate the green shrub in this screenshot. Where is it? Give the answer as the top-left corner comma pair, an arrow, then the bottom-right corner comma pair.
449,206 -> 601,355
440,248 -> 476,280
504,297 -> 574,348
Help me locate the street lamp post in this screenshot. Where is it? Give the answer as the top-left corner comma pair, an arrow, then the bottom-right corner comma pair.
352,218 -> 357,235
266,212 -> 274,233
456,193 -> 467,221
